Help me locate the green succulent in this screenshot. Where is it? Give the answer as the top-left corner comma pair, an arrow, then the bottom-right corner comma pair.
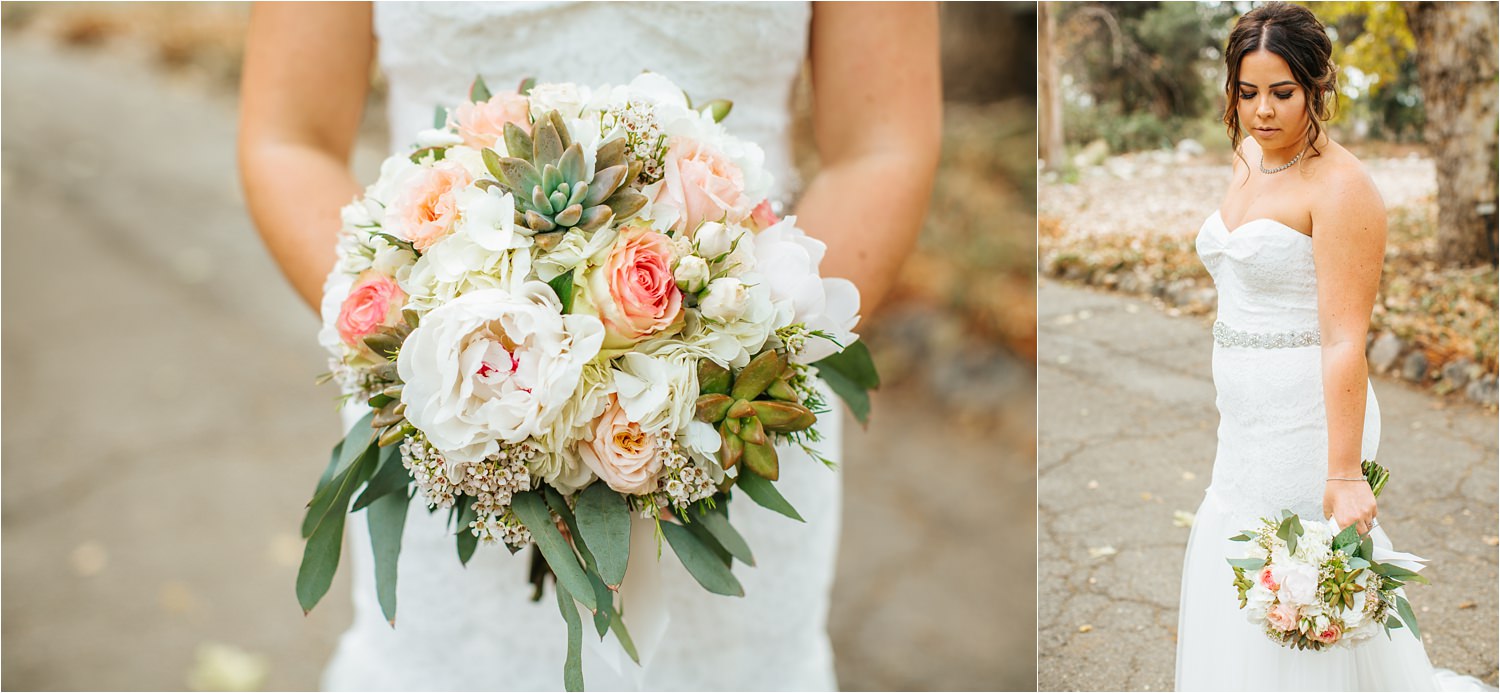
1322,565 -> 1366,611
480,110 -> 648,251
694,350 -> 816,482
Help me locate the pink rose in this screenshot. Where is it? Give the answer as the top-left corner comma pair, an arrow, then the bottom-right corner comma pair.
1265,603 -> 1298,633
653,137 -> 749,233
748,199 -> 779,231
575,226 -> 685,349
1312,622 -> 1343,645
388,160 -> 472,252
578,395 -> 663,495
450,92 -> 530,149
337,270 -> 407,354
1257,566 -> 1279,591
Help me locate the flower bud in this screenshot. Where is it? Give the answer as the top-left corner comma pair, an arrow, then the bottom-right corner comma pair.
693,221 -> 736,258
675,255 -> 710,293
700,278 -> 749,322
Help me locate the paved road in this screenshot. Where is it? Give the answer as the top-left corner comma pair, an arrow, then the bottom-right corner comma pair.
1,33 -> 1036,691
1037,279 -> 1499,691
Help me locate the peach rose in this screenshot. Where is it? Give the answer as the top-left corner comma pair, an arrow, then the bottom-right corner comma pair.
1311,622 -> 1343,645
1265,603 -> 1298,633
575,226 -> 685,349
578,395 -> 663,495
388,160 -> 472,252
337,270 -> 407,353
748,199 -> 779,231
1257,566 -> 1279,591
654,136 -> 749,234
450,92 -> 530,149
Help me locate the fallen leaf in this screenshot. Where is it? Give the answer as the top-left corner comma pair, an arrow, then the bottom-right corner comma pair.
1458,601 -> 1476,610
1078,624 -> 1094,633
1482,536 -> 1498,547
1173,510 -> 1196,528
1088,546 -> 1118,559
187,642 -> 269,692
1181,471 -> 1197,481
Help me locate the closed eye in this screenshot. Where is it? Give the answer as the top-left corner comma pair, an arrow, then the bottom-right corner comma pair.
1239,92 -> 1256,100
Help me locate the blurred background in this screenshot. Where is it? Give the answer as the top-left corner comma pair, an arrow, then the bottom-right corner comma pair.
0,2 -> 1037,691
1036,2 -> 1497,689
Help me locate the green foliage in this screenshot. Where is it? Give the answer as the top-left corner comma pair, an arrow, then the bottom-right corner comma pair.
1314,2 -> 1425,142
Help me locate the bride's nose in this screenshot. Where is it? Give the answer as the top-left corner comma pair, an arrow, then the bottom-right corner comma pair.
1256,95 -> 1274,119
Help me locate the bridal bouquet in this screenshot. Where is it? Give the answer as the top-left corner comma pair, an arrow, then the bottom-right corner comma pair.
1227,461 -> 1429,651
299,73 -> 876,689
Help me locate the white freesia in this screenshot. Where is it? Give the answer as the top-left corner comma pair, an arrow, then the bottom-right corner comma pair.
751,217 -> 861,362
674,255 -> 709,293
700,278 -> 749,322
397,284 -> 605,465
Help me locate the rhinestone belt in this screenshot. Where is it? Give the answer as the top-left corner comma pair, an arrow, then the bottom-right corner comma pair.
1212,321 -> 1320,349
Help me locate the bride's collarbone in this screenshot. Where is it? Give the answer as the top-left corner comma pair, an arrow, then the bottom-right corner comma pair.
1221,178 -> 1315,237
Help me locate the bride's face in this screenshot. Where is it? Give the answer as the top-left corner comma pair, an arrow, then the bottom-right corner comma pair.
1235,49 -> 1311,153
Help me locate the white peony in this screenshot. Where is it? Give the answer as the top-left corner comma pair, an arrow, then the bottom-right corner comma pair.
749,217 -> 861,363
397,283 -> 605,465
1272,561 -> 1321,607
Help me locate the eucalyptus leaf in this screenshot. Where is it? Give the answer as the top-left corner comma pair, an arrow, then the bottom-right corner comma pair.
680,515 -> 732,567
691,504 -> 753,566
815,363 -> 870,425
456,501 -> 478,566
304,443 -> 379,539
432,105 -> 446,130
575,483 -> 631,586
297,445 -> 379,613
544,487 -> 601,576
815,339 -> 879,389
1226,557 -> 1267,571
609,608 -> 640,664
470,75 -> 492,103
661,522 -> 743,596
367,487 -> 410,625
554,581 -> 585,693
1394,595 -> 1421,639
586,568 -> 613,638
353,444 -> 408,511
512,492 -> 598,612
736,472 -> 804,522
314,440 -> 345,500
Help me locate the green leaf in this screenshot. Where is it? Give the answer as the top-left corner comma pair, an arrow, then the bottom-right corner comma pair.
367,487 -> 410,625
1227,557 -> 1267,571
1359,534 -> 1375,561
1394,595 -> 1421,639
1370,562 -> 1428,585
512,492 -> 597,612
332,411 -> 378,478
353,444 -> 408,511
554,581 -> 585,693
304,442 -> 379,538
296,445 -> 379,613
1347,556 -> 1371,570
575,483 -> 631,587
661,522 -> 744,596
549,269 -> 576,314
455,501 -> 478,566
432,105 -> 446,129
736,472 -> 804,522
816,339 -> 880,389
585,568 -> 613,638
609,609 -> 640,664
314,440 -> 345,500
1276,514 -> 1303,555
1228,531 -> 1258,542
815,361 -> 870,424
1333,523 -> 1361,551
470,75 -> 492,103
691,503 -> 754,566
680,515 -> 732,567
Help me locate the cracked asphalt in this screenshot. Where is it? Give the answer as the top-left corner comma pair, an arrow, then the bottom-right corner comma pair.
0,32 -> 1035,691
1037,279 -> 1499,691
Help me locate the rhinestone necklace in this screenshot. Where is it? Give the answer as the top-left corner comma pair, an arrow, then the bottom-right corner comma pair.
1259,142 -> 1310,175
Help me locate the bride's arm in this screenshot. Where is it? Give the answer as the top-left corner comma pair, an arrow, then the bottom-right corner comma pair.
796,2 -> 942,314
1312,165 -> 1387,534
238,2 -> 375,312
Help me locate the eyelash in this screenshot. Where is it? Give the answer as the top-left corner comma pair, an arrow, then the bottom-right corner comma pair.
1239,92 -> 1294,100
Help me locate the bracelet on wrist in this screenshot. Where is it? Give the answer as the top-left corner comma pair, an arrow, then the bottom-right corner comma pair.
1327,477 -> 1366,482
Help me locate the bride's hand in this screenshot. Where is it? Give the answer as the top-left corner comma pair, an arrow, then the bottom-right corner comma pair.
1323,479 -> 1377,535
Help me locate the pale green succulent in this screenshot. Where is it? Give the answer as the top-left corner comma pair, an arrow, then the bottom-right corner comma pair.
481,110 -> 648,251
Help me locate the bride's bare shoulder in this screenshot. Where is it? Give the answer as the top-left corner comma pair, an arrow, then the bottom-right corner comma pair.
1309,142 -> 1386,220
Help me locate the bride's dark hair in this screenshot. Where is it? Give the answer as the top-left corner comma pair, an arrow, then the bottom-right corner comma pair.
1222,2 -> 1338,162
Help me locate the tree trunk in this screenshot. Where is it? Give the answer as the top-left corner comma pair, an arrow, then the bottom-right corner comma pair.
1038,1 -> 1066,171
1404,1 -> 1499,268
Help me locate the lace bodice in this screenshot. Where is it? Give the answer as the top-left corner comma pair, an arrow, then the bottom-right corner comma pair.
374,1 -> 811,201
1196,211 -> 1319,335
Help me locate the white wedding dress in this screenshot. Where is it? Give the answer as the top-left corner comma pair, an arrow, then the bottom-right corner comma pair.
1175,211 -> 1486,691
321,3 -> 845,691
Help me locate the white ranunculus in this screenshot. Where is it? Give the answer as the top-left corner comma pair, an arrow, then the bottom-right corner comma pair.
529,82 -> 590,120
674,255 -> 709,293
1272,562 -> 1320,607
700,278 -> 749,323
750,217 -> 861,363
397,283 -> 605,465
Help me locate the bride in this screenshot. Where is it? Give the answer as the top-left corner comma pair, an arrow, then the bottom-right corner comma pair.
1176,3 -> 1488,690
237,2 -> 938,690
